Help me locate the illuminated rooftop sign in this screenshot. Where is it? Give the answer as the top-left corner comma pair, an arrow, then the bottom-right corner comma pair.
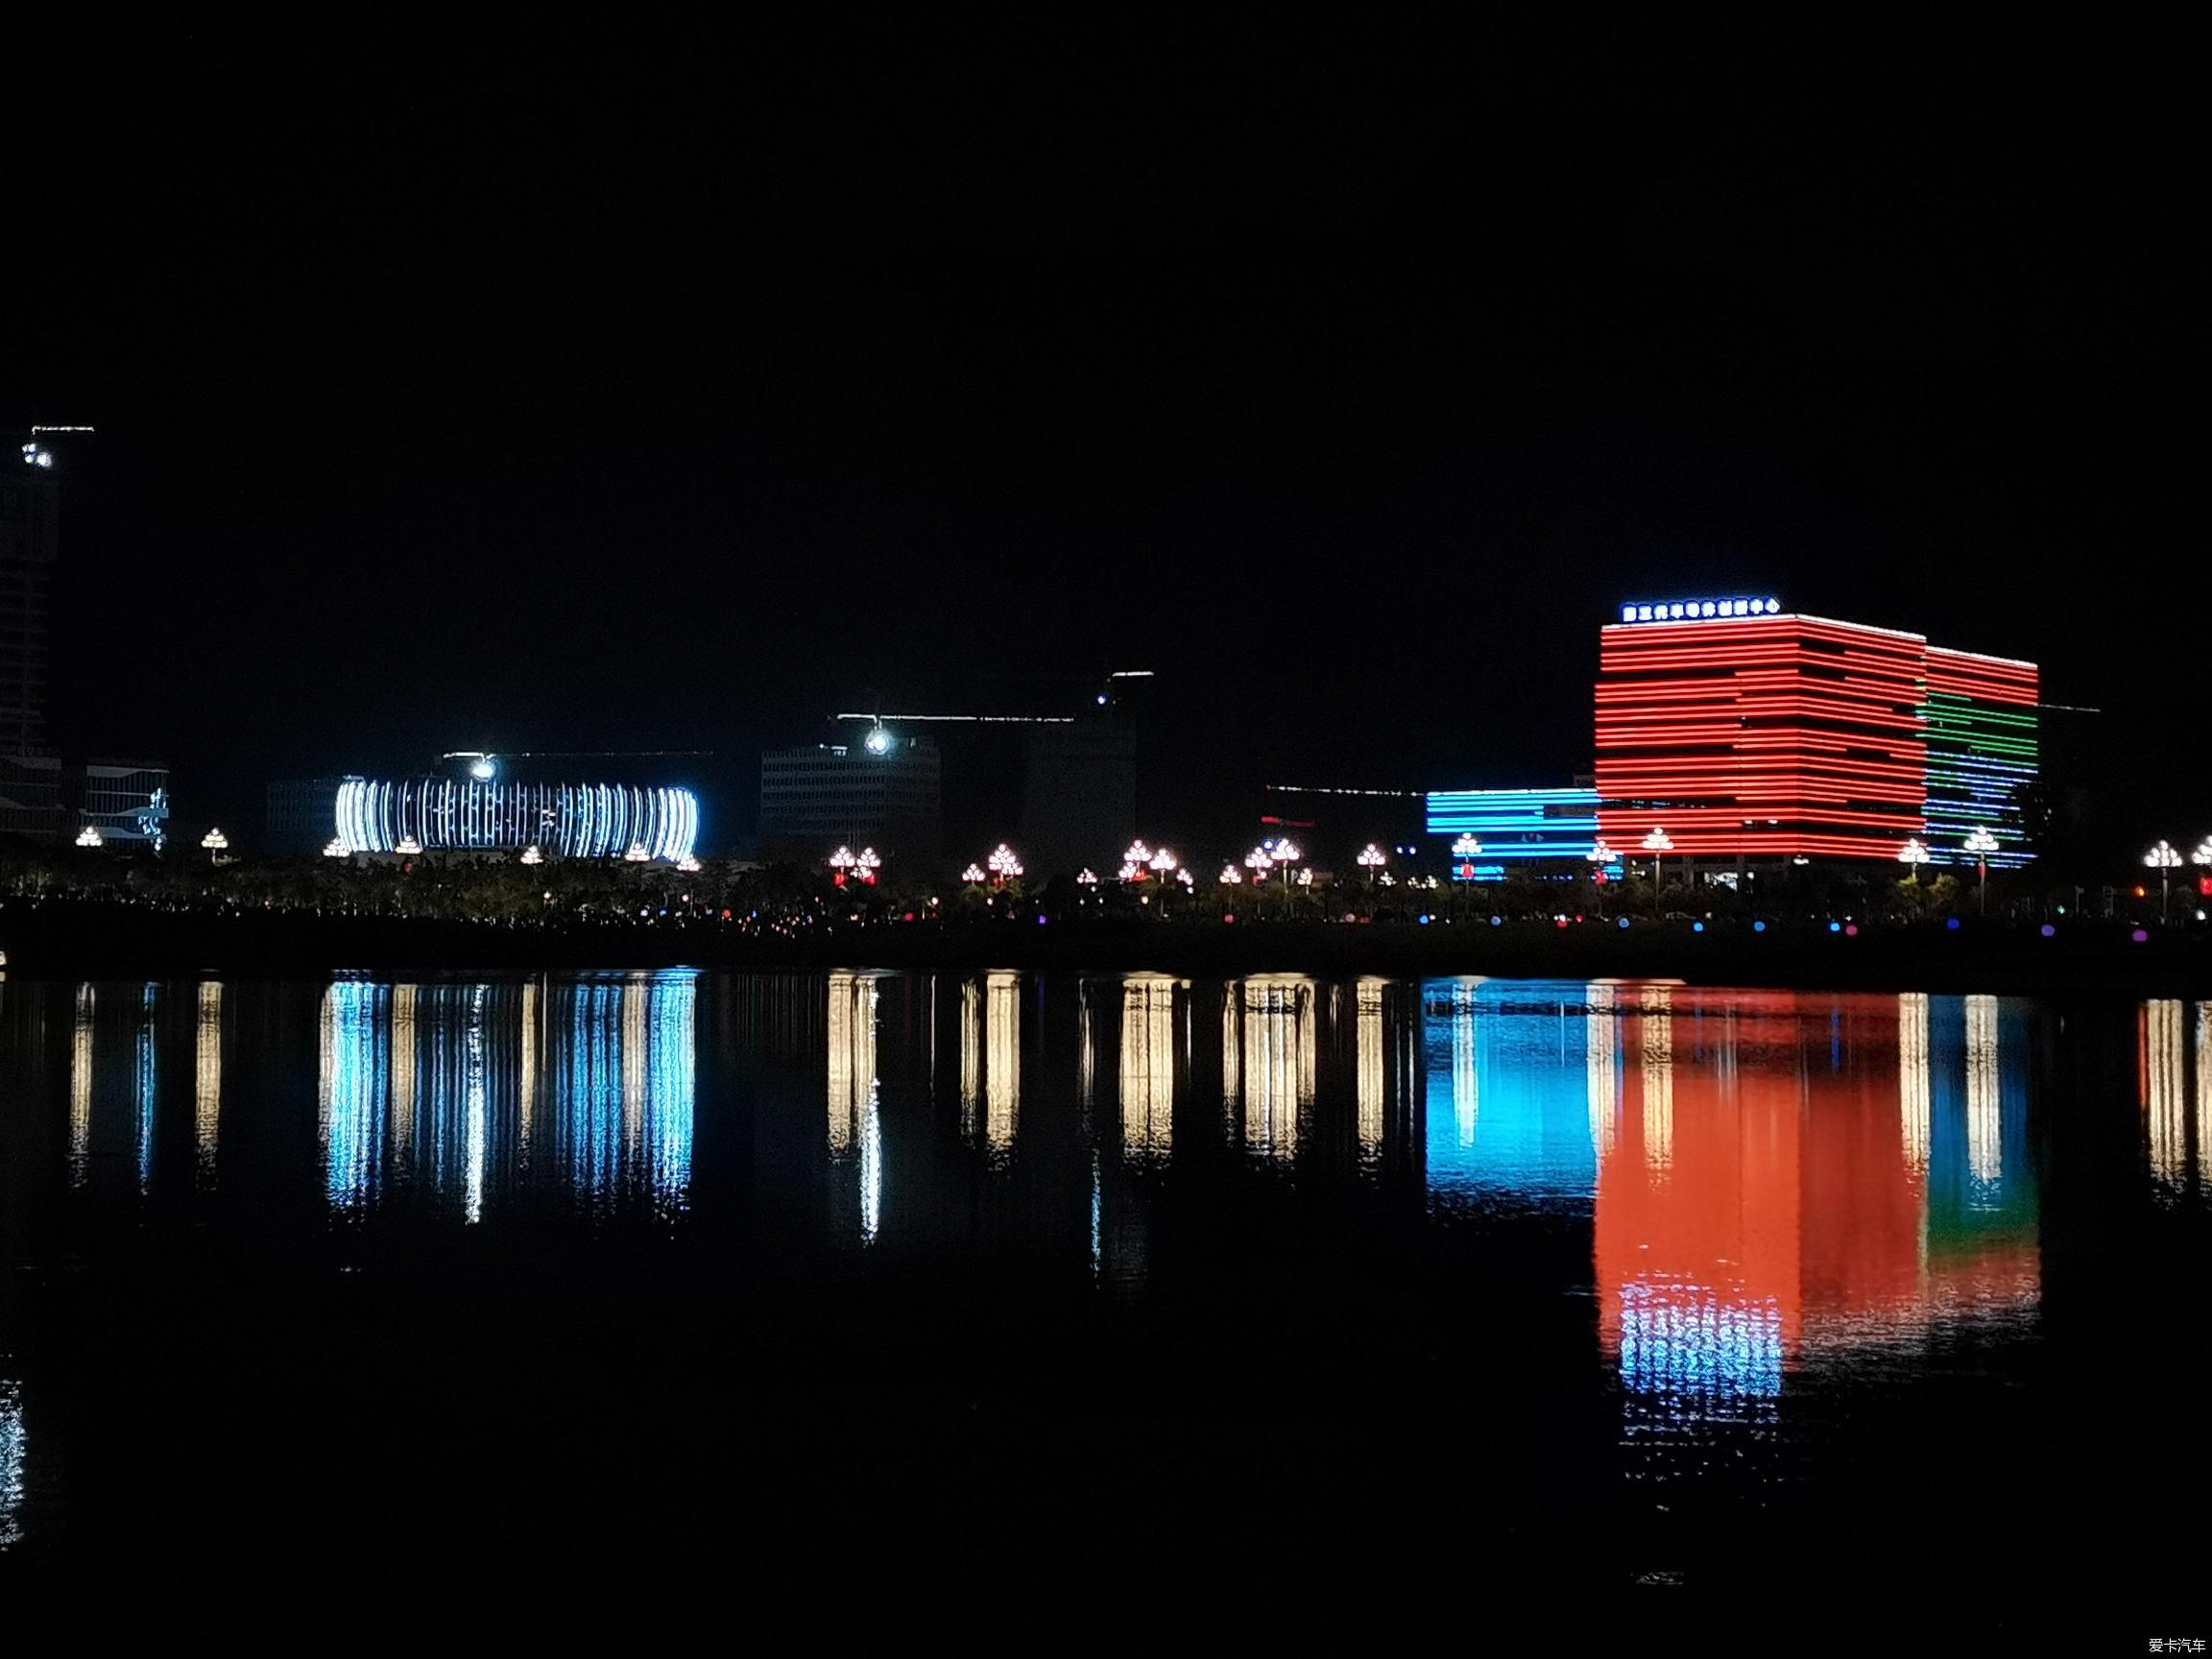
1618,597 -> 1781,623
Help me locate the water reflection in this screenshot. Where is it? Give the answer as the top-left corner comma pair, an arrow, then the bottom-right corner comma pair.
15,969 -> 2209,1586
1119,975 -> 1177,1158
987,971 -> 1021,1153
1355,977 -> 1385,1158
1227,975 -> 1314,1160
1423,979 -> 1604,1209
0,1373 -> 19,1551
316,972 -> 696,1220
2140,998 -> 2212,1196
958,972 -> 1023,1156
64,984 -> 164,1193
1591,988 -> 2040,1474
195,982 -> 222,1182
827,971 -> 882,1243
68,984 -> 92,1188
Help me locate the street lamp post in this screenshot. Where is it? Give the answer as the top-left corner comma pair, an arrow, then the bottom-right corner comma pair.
1148,847 -> 1179,915
986,844 -> 1022,888
201,827 -> 228,867
1641,828 -> 1674,916
1587,838 -> 1615,922
1897,836 -> 1930,919
1450,832 -> 1481,921
1962,826 -> 2000,916
1356,843 -> 1385,891
2145,838 -> 2182,925
1269,838 -> 1302,919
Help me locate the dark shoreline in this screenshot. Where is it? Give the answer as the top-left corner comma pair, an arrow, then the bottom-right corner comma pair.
4,896 -> 2205,996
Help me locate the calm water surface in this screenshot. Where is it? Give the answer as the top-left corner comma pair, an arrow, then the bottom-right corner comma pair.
0,970 -> 2204,1624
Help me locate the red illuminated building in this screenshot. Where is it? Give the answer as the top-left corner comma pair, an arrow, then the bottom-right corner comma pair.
1593,601 -> 2038,864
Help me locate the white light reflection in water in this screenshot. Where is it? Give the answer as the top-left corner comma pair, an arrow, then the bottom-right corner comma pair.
1238,976 -> 1314,1161
1356,978 -> 1385,1159
194,981 -> 222,1181
827,971 -> 882,1242
1638,984 -> 1673,1175
69,985 -> 93,1188
2200,1003 -> 2212,1186
1077,984 -> 1095,1115
1451,983 -> 1477,1149
1120,975 -> 1176,1158
390,985 -> 418,1180
1899,992 -> 1931,1174
985,971 -> 1021,1154
959,979 -> 981,1144
1965,994 -> 2001,1187
1586,981 -> 1619,1162
2143,999 -> 2189,1193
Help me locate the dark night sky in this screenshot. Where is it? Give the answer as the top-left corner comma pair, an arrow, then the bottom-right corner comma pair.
11,24 -> 2202,851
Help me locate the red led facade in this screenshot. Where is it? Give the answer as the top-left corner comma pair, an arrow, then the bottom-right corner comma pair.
1594,614 -> 1932,859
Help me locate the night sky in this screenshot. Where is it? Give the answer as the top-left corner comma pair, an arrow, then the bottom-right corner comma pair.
12,25 -> 2200,852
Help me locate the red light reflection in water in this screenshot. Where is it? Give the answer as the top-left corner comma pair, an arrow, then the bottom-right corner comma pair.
1594,990 -> 2039,1430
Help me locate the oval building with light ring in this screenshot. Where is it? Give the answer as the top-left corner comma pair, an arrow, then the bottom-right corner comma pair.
334,774 -> 700,861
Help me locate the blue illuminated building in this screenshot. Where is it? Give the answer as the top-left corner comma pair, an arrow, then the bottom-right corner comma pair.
1424,787 -> 1617,881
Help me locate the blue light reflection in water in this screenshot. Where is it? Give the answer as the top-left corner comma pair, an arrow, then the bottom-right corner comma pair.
316,972 -> 695,1221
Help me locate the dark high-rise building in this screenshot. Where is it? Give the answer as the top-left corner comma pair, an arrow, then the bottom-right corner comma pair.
266,777 -> 349,854
1019,723 -> 1137,878
759,736 -> 942,863
0,445 -> 59,836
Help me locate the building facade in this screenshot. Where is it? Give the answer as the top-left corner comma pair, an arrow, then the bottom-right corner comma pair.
1594,600 -> 2037,868
1019,724 -> 1136,879
70,759 -> 171,848
758,737 -> 942,862
267,777 -> 349,854
0,448 -> 58,836
335,757 -> 700,860
1430,596 -> 2040,874
1422,787 -> 1611,881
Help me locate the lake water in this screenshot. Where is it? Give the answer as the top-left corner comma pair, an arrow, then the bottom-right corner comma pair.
0,970 -> 2204,1628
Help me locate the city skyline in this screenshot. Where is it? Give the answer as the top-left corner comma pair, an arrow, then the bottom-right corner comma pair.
5,30 -> 2190,855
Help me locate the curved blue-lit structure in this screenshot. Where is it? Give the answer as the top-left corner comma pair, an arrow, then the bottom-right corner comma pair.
335,777 -> 699,861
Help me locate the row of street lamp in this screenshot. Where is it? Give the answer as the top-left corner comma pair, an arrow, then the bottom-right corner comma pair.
2141,837 -> 2212,923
